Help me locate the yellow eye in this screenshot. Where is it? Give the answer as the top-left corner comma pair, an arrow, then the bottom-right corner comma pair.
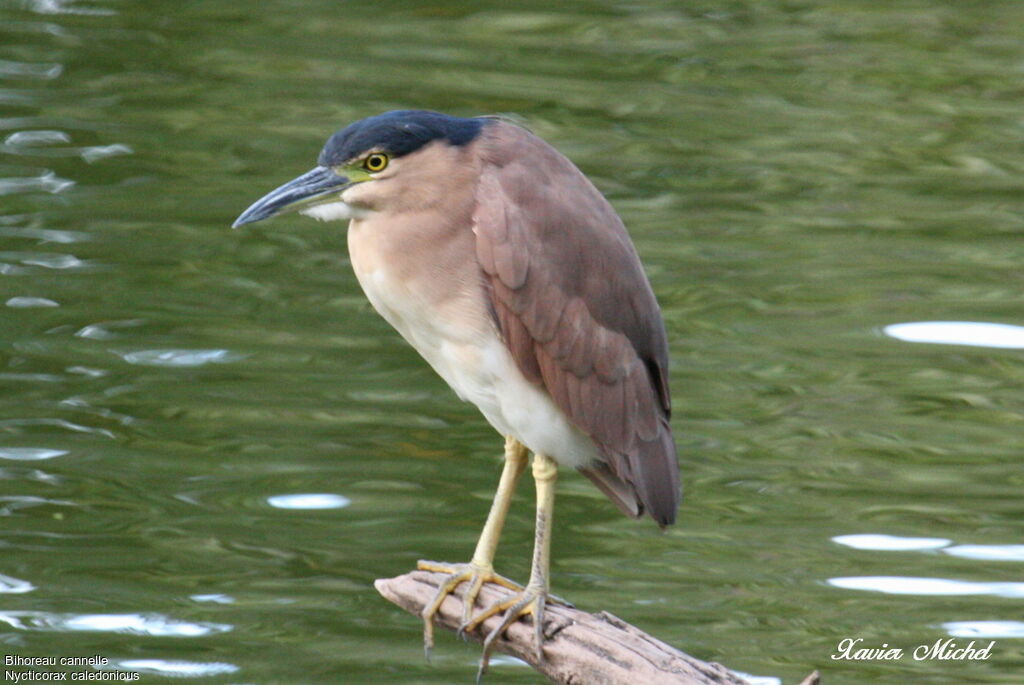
363,153 -> 389,172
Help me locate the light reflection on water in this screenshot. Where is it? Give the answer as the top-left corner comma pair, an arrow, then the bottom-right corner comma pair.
189,593 -> 234,604
266,493 -> 351,510
0,447 -> 67,460
0,612 -> 232,637
734,674 -> 782,685
834,535 -> 1024,562
6,296 -> 59,307
108,659 -> 240,677
3,130 -> 71,146
0,170 -> 74,196
116,348 -> 247,367
0,59 -> 62,80
830,534 -> 1024,640
884,321 -> 1024,349
0,574 -> 35,594
20,0 -> 117,17
0,250 -> 85,269
944,622 -> 1024,639
827,577 -> 1024,599
832,534 -> 951,552
0,224 -> 90,243
943,545 -> 1024,563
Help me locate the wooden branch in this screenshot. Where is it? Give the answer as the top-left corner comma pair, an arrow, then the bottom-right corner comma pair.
797,672 -> 821,685
375,570 -> 819,685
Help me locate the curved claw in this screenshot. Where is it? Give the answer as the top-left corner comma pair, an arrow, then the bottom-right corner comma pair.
459,572 -> 488,630
418,561 -> 473,658
455,574 -> 486,641
472,583 -> 549,682
416,560 -> 524,657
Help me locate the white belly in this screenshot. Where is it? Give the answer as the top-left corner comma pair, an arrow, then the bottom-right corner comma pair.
350,254 -> 600,469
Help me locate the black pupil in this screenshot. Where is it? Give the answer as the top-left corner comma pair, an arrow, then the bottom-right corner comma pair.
369,155 -> 384,169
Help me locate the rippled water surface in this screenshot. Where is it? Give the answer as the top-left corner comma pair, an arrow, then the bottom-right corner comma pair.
1,1 -> 1023,683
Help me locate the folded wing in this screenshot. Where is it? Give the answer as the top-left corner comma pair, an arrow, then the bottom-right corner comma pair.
472,124 -> 680,526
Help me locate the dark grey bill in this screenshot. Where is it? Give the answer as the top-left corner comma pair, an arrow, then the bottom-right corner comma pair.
232,166 -> 351,228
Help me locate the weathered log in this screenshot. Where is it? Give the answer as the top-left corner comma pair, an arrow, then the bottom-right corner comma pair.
375,569 -> 818,685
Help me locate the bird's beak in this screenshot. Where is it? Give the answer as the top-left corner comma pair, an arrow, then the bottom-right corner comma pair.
232,166 -> 353,228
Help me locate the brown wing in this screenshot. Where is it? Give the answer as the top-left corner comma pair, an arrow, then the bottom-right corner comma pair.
472,121 -> 680,526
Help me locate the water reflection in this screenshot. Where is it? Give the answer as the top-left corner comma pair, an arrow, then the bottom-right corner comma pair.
0,574 -> 35,594
190,594 -> 235,604
74,319 -> 145,340
66,365 -> 108,377
943,545 -> 1024,562
0,171 -> 74,196
0,417 -> 116,439
117,349 -> 247,367
21,0 -> 117,16
0,447 -> 67,460
0,59 -> 62,79
0,466 -> 63,485
0,494 -> 74,515
6,296 -> 59,307
734,674 -> 781,685
827,576 -> 1024,599
266,493 -> 351,510
79,143 -> 132,163
4,251 -> 85,269
0,224 -> 90,243
831,533 -> 1024,619
3,130 -> 70,146
108,660 -> 240,678
832,534 -> 950,552
2,20 -> 70,38
486,655 -> 530,669
834,535 -> 1024,562
943,621 -> 1024,639
1,136 -> 133,163
0,612 -> 232,636
884,321 -> 1024,349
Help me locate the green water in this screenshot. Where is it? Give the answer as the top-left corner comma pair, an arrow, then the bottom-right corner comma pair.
1,1 -> 1023,683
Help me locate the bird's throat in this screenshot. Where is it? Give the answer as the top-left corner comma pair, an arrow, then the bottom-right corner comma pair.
299,200 -> 368,222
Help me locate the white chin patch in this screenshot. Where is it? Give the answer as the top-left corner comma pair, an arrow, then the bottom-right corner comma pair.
299,201 -> 366,222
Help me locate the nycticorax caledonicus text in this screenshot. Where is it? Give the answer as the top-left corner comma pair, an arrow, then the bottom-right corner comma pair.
233,110 -> 680,677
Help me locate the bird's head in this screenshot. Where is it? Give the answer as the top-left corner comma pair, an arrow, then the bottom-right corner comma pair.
232,110 -> 486,228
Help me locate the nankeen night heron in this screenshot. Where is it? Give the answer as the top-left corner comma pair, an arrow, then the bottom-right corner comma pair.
233,110 -> 680,676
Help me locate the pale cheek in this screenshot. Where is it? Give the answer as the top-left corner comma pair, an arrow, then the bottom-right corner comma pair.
341,183 -> 370,205
341,179 -> 394,211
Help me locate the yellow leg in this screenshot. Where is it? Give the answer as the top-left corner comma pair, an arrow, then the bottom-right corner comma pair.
466,452 -> 558,681
417,436 -> 528,656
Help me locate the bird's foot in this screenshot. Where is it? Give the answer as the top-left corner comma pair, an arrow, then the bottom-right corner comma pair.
416,559 -> 523,658
465,581 -> 551,682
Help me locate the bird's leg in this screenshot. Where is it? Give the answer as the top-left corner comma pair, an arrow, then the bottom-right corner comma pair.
468,452 -> 558,681
417,435 -> 528,656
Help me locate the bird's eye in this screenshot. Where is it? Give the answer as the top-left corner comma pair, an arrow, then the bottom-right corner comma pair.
363,153 -> 389,172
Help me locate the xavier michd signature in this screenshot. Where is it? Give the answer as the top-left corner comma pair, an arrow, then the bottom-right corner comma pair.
832,637 -> 995,662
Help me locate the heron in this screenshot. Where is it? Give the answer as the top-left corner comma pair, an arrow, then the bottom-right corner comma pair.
233,110 -> 680,677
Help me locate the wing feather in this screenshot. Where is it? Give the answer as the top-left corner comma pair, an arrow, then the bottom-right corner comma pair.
472,122 -> 680,525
